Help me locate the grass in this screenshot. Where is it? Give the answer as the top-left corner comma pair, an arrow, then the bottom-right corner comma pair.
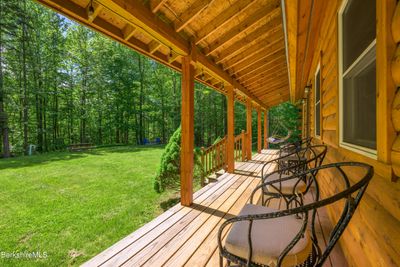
0,145 -> 179,266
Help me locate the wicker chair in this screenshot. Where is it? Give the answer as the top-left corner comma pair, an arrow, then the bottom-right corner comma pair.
218,162 -> 373,267
260,145 -> 327,208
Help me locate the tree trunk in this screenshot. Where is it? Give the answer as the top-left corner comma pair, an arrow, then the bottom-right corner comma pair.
0,4 -> 10,158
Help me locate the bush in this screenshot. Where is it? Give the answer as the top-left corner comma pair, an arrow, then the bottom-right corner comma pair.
154,126 -> 181,192
154,127 -> 204,193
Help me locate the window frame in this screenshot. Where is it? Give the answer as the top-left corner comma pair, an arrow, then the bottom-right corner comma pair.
338,0 -> 377,159
314,64 -> 321,139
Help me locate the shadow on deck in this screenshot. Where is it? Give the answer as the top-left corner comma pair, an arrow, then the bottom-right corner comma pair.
82,149 -> 347,267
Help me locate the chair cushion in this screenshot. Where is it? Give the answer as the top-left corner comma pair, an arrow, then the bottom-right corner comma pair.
264,172 -> 307,195
224,204 -> 312,267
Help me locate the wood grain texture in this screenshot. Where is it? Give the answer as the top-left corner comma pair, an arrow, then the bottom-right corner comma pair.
301,0 -> 400,265
180,56 -> 195,206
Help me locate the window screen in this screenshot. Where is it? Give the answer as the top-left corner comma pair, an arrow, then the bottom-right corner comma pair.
342,0 -> 376,71
340,0 -> 376,151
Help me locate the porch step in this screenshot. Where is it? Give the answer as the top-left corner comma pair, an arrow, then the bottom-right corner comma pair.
207,173 -> 218,183
205,169 -> 226,184
215,169 -> 226,177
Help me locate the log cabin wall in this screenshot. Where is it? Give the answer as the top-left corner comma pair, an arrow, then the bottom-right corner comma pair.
303,0 -> 400,266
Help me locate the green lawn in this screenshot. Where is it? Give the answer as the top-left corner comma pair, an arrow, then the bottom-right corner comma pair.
0,145 -> 178,266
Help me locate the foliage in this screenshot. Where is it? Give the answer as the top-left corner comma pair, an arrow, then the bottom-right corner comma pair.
0,145 -> 178,267
0,0 -> 239,157
268,101 -> 301,148
154,126 -> 181,192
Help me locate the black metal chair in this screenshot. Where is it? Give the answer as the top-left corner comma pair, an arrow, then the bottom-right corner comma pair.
218,162 -> 373,267
260,145 -> 327,208
279,137 -> 313,158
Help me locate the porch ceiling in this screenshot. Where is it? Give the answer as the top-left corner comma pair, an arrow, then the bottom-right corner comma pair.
36,0 -> 290,108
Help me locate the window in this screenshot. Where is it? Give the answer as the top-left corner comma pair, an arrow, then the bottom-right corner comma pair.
339,0 -> 377,158
314,65 -> 321,137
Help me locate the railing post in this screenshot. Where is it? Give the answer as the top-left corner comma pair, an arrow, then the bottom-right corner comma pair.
201,147 -> 205,187
241,130 -> 246,161
246,97 -> 252,160
257,108 -> 262,153
264,110 -> 268,149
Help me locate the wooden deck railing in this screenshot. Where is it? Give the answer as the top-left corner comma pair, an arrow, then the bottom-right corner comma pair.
201,131 -> 247,186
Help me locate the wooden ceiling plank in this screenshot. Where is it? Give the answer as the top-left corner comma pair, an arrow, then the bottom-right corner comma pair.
195,0 -> 256,45
240,62 -> 287,84
175,0 -> 212,32
228,39 -> 284,73
222,35 -> 283,69
196,53 -> 267,108
97,0 -> 189,55
255,84 -> 288,97
216,24 -> 282,64
245,71 -> 288,88
150,0 -> 168,13
236,53 -> 286,80
232,49 -> 285,76
205,6 -> 281,56
251,80 -> 289,94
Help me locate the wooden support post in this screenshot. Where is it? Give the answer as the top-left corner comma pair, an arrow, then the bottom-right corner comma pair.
264,110 -> 268,149
226,86 -> 235,173
246,98 -> 252,160
257,108 -> 262,153
180,56 -> 194,206
241,130 -> 246,161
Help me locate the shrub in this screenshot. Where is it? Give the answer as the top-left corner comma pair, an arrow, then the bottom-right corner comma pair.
154,127 -> 203,193
154,126 -> 181,192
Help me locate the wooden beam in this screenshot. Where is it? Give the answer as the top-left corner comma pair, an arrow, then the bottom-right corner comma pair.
122,23 -> 136,40
175,0 -> 211,32
150,0 -> 167,13
180,56 -> 195,206
195,0 -> 257,45
264,110 -> 268,149
226,86 -> 235,173
87,1 -> 103,23
97,0 -> 189,55
148,40 -> 162,54
215,22 -> 282,64
257,108 -> 262,153
285,0 -> 298,102
206,6 -> 281,56
246,97 -> 252,160
196,53 -> 267,108
168,51 -> 180,63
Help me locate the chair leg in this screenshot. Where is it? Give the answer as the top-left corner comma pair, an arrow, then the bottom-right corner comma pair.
220,255 -> 224,267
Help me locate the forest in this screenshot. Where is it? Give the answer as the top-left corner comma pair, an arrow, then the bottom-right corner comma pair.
0,0 -> 300,157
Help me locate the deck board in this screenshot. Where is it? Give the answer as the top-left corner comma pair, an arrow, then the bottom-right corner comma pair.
83,149 -> 348,267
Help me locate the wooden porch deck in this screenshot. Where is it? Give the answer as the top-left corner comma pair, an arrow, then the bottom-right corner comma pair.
83,149 -> 347,267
